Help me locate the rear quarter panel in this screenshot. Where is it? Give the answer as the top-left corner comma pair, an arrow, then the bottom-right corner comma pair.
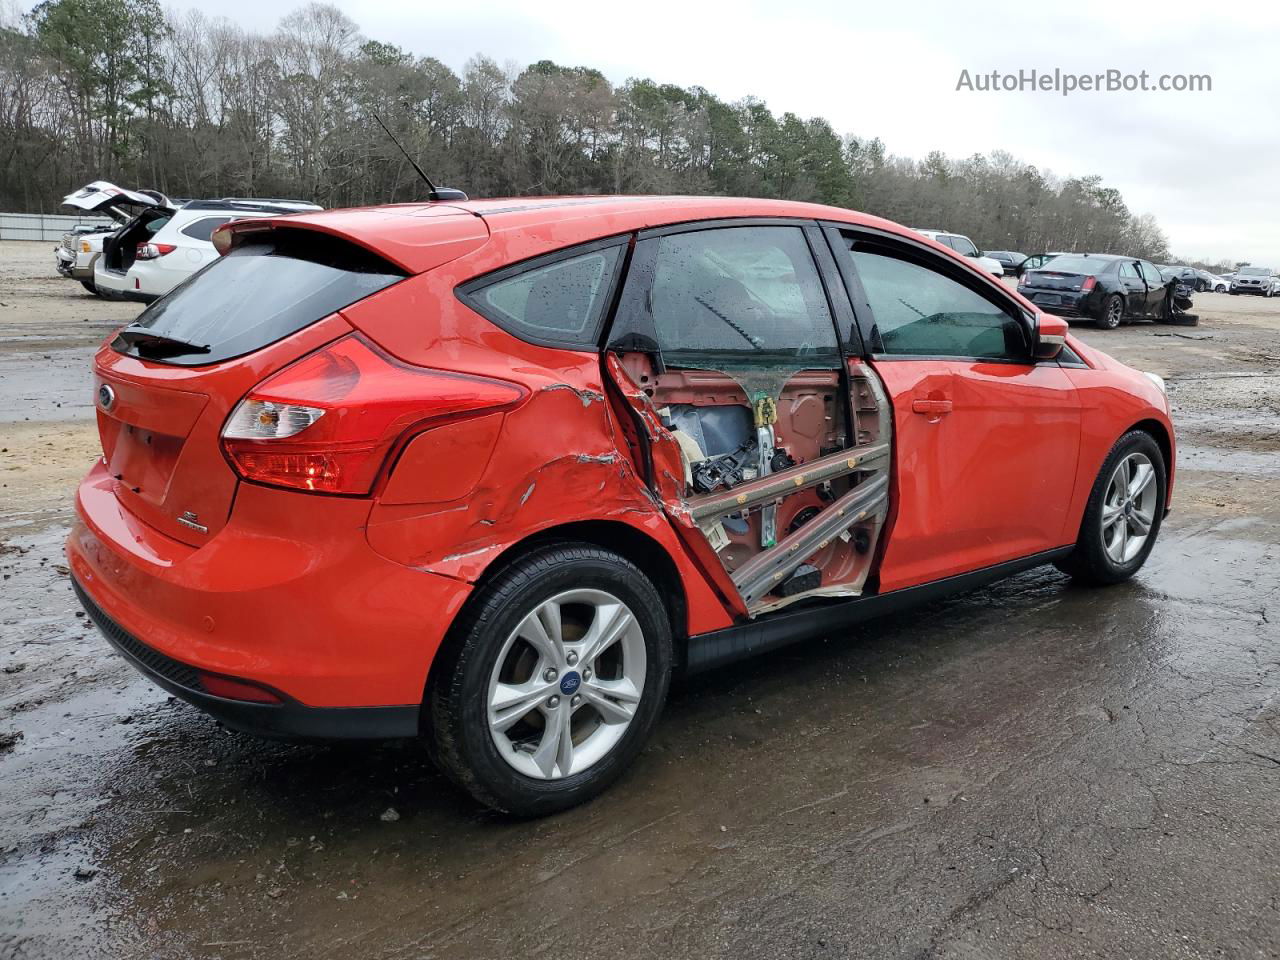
348,269 -> 735,638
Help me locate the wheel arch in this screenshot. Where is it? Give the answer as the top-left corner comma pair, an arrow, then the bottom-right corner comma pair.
1128,417 -> 1175,505
422,520 -> 690,706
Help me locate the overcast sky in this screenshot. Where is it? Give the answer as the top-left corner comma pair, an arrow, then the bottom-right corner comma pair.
165,0 -> 1278,265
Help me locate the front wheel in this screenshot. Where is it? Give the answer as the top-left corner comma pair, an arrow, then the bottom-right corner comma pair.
1055,431 -> 1166,585
427,542 -> 673,816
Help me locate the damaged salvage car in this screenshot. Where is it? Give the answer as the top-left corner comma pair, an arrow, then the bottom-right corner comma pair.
68,197 -> 1175,815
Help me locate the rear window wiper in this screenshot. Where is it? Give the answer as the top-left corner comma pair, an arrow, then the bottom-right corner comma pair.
114,327 -> 212,359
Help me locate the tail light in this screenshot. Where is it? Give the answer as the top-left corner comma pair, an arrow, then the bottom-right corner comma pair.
1081,275 -> 1097,292
136,242 -> 177,260
221,334 -> 527,495
1017,272 -> 1028,287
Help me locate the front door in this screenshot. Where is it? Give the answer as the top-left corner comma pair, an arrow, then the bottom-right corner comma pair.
827,230 -> 1083,592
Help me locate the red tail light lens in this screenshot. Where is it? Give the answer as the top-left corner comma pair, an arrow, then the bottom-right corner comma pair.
221,334 -> 527,494
1081,275 -> 1097,292
136,242 -> 177,260
1017,272 -> 1028,287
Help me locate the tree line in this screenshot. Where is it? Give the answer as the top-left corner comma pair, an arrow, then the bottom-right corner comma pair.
1,0 -> 1210,266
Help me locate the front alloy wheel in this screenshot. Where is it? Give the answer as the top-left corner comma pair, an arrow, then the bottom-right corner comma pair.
1100,452 -> 1158,565
1056,430 -> 1166,585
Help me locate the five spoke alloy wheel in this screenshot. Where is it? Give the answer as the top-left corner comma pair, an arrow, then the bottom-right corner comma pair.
1100,451 -> 1158,565
486,589 -> 646,780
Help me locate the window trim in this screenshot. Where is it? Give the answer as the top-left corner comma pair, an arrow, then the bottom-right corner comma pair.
455,234 -> 630,350
821,222 -> 1037,364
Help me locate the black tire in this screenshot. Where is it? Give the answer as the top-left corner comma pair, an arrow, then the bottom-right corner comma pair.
1055,430 -> 1167,586
426,542 -> 673,816
79,280 -> 98,295
1214,285 -> 1226,293
1230,290 -> 1238,296
1096,294 -> 1123,330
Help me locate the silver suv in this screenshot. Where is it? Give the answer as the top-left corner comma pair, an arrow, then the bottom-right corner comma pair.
1230,266 -> 1280,297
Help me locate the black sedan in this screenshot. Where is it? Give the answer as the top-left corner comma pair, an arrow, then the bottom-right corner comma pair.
985,250 -> 1026,275
1017,254 -> 1173,329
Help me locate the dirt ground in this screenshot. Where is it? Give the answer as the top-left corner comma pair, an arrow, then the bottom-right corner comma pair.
2,239 -> 1280,959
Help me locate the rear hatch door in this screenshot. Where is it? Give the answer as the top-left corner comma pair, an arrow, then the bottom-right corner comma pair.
93,226 -> 424,546
63,181 -> 176,220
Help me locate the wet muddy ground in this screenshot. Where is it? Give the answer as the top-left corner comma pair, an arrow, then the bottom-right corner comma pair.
2,240 -> 1279,959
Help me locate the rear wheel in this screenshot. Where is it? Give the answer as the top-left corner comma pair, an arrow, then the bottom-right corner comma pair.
79,280 -> 99,296
1055,430 -> 1166,585
1096,294 -> 1123,330
427,543 -> 673,816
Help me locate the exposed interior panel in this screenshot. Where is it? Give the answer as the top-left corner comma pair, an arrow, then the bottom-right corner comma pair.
608,352 -> 892,617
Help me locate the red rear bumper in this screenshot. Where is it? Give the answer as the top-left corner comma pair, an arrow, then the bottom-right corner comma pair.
67,461 -> 471,725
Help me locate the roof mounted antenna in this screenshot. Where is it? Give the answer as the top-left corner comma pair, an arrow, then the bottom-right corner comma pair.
372,111 -> 468,202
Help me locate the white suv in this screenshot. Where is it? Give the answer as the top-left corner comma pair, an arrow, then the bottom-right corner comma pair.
62,182 -> 320,302
94,198 -> 321,302
912,229 -> 1005,278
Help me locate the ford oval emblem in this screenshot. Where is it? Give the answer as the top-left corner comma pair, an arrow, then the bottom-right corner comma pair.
97,383 -> 115,411
559,671 -> 581,696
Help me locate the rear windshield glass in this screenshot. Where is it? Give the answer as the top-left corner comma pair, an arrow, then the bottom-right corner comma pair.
1032,256 -> 1111,275
114,230 -> 404,365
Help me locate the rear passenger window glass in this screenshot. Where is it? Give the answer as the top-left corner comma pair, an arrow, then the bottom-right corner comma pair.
115,229 -> 404,366
1119,262 -> 1139,280
949,236 -> 979,257
847,245 -> 1027,360
643,226 -> 838,365
461,244 -> 624,348
180,216 -> 233,242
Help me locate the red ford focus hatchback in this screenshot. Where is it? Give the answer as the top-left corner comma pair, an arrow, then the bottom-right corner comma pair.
69,197 -> 1174,814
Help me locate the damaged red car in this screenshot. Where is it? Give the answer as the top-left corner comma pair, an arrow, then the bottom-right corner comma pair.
68,197 -> 1175,814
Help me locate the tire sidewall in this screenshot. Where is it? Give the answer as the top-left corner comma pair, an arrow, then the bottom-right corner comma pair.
435,546 -> 672,815
1077,431 -> 1167,584
1099,294 -> 1123,329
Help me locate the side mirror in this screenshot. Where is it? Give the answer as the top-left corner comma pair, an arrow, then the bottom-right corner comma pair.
1033,313 -> 1068,361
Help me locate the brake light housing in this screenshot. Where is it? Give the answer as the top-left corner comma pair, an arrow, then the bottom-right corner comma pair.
221,334 -> 527,495
1081,275 -> 1097,292
136,242 -> 177,260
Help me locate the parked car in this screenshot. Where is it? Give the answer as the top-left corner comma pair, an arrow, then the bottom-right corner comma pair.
1017,252 -> 1074,275
56,182 -> 172,296
63,181 -> 320,302
1160,266 -> 1222,293
911,229 -> 1005,277
984,250 -> 1026,275
1210,275 -> 1230,293
54,224 -> 114,295
68,196 -> 1174,815
1230,266 -> 1280,296
1020,254 -> 1174,329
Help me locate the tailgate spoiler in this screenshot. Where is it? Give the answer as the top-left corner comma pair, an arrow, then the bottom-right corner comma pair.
214,205 -> 490,274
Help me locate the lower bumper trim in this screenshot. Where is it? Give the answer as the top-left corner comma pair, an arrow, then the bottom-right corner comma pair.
71,576 -> 420,740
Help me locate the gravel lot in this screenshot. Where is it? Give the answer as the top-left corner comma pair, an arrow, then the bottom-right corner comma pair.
2,239 -> 1280,959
